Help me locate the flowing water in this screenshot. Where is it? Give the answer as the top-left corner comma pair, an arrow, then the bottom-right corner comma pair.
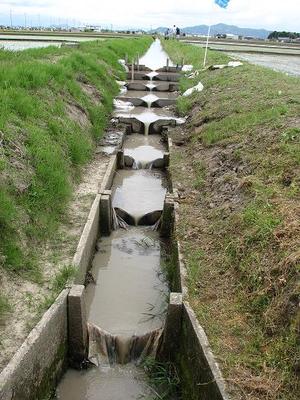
112,170 -> 167,223
56,365 -> 153,400
56,38 -> 178,400
139,40 -> 173,71
86,228 -> 168,365
124,134 -> 165,168
115,106 -> 184,135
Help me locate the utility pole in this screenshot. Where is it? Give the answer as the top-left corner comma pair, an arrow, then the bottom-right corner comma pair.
24,13 -> 27,29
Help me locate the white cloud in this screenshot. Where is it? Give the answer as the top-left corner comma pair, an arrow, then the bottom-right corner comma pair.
0,0 -> 299,31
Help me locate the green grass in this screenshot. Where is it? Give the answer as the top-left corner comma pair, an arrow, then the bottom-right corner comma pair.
0,36 -> 152,276
35,265 -> 76,318
0,295 -> 11,326
164,39 -> 300,399
143,356 -> 181,399
193,160 -> 206,189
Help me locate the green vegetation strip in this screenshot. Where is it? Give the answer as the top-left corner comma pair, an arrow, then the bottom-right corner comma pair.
162,39 -> 300,399
0,37 -> 151,316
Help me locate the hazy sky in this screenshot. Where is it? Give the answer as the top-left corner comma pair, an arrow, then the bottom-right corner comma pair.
0,0 -> 299,31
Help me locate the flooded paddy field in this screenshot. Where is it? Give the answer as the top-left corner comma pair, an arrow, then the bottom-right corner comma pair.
228,52 -> 300,76
0,34 -> 102,51
0,39 -> 62,50
188,40 -> 300,56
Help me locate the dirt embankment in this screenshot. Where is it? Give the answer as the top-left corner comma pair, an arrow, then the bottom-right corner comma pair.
164,39 -> 300,400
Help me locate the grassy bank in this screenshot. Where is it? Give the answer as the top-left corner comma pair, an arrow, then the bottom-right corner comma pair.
163,40 -> 300,399
0,37 -> 151,314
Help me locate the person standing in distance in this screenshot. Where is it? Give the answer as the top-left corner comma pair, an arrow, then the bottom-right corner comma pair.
172,25 -> 176,39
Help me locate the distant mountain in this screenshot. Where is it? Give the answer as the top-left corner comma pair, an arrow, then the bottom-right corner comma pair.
151,23 -> 271,39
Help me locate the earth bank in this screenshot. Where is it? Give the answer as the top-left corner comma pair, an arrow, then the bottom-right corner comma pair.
163,39 -> 300,400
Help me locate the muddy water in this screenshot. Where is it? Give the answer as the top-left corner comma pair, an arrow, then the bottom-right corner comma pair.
124,134 -> 165,166
112,170 -> 167,221
115,106 -> 175,122
121,90 -> 177,100
139,39 -> 173,71
115,106 -> 183,135
56,365 -> 152,400
86,228 -> 167,335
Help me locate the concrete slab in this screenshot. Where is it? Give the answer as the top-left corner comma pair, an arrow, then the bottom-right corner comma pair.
0,290 -> 68,400
68,285 -> 88,368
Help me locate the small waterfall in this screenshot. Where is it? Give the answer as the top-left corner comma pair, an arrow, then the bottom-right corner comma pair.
88,324 -> 162,366
132,160 -> 153,170
144,122 -> 150,136
146,83 -> 156,92
145,161 -> 153,170
133,160 -> 143,170
112,208 -> 129,230
152,217 -> 161,231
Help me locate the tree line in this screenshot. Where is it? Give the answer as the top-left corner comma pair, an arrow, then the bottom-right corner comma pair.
268,31 -> 300,39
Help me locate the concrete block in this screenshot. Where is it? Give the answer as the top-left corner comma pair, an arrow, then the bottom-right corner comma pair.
152,99 -> 176,108
100,190 -> 112,236
73,194 -> 100,284
160,196 -> 175,238
118,117 -> 143,134
163,152 -> 170,167
68,285 -> 88,368
150,119 -> 175,134
152,158 -> 165,169
117,150 -> 124,169
159,292 -> 183,361
180,302 -> 230,400
124,155 -> 134,168
99,155 -> 117,193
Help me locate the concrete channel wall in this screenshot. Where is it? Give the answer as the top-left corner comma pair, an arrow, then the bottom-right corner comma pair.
180,302 -> 229,400
160,131 -> 230,400
74,155 -> 117,284
0,290 -> 68,400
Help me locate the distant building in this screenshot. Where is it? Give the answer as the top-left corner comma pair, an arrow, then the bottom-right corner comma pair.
215,33 -> 239,40
225,33 -> 239,40
215,33 -> 226,39
277,37 -> 291,43
83,25 -> 102,32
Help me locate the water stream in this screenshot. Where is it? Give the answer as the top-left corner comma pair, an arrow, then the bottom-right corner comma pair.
56,38 -> 179,400
124,134 -> 165,169
138,40 -> 173,71
115,106 -> 184,136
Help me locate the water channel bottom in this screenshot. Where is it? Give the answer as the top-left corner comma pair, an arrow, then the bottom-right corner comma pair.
56,39 -> 175,399
56,365 -> 153,400
86,228 -> 167,336
112,169 -> 167,223
124,134 -> 165,168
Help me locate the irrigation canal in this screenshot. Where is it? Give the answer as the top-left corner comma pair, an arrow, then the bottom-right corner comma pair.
55,39 -> 182,400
